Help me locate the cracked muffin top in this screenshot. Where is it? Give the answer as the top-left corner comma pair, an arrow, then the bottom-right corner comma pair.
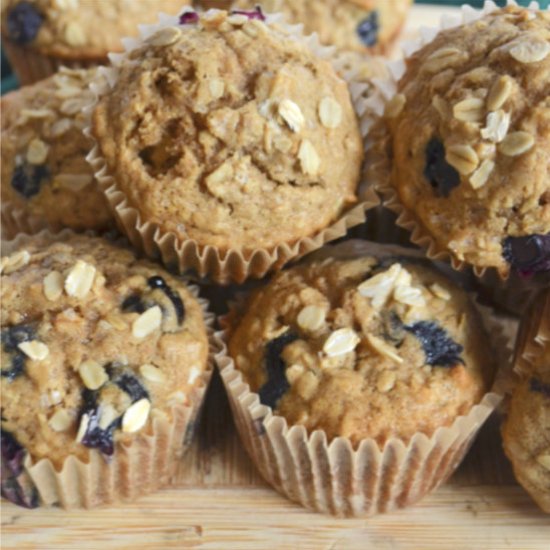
228,253 -> 495,446
91,9 -> 363,252
502,290 -> 550,513
1,67 -> 114,235
197,0 -> 412,53
1,0 -> 187,59
1,234 -> 209,467
382,6 -> 550,275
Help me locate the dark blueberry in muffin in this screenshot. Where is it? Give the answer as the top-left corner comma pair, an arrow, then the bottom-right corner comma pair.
356,10 -> 379,47
530,378 -> 550,398
258,330 -> 299,409
6,1 -> 44,45
179,10 -> 199,24
1,430 -> 39,508
78,390 -> 119,456
381,311 -> 406,346
147,276 -> 185,325
113,373 -> 149,403
121,293 -> 147,314
1,324 -> 35,381
424,138 -> 461,197
230,6 -> 265,21
502,234 -> 550,274
404,321 -> 464,367
11,162 -> 50,198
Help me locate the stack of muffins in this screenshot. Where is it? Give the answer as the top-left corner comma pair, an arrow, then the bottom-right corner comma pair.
1,0 -> 548,517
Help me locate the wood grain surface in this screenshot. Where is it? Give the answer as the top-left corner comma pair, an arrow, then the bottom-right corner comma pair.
2,6 -> 550,550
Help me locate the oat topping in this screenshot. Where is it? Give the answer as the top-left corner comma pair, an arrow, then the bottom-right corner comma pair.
323,328 -> 360,357
498,131 -> 535,157
278,99 -> 304,133
64,260 -> 96,298
132,306 -> 162,339
17,340 -> 49,361
122,398 -> 151,433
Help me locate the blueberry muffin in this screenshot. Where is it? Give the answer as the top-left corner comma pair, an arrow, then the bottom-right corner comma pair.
376,6 -> 550,276
1,233 -> 211,508
502,290 -> 550,513
91,9 -> 364,279
1,67 -> 114,237
227,252 -> 495,446
1,0 -> 188,84
196,0 -> 412,54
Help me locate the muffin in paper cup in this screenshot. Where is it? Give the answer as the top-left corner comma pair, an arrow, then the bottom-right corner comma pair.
216,240 -> 507,517
501,289 -> 550,513
365,1 -> 549,291
1,230 -> 217,508
1,67 -> 116,240
1,0 -> 188,85
85,7 -> 380,285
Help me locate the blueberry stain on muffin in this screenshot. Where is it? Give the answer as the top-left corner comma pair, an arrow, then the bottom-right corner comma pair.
1,324 -> 35,381
230,6 -> 265,21
529,378 -> 550,398
10,162 -> 50,199
259,331 -> 299,408
503,234 -> 550,274
6,1 -> 44,45
112,371 -> 149,403
424,138 -> 460,198
78,389 -> 121,456
404,321 -> 464,367
357,10 -> 379,47
1,430 -> 39,509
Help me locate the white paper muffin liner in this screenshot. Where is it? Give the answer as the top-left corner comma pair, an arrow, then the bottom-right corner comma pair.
1,229 -> 218,508
364,0 -> 548,286
85,8 -> 380,285
215,240 -> 509,517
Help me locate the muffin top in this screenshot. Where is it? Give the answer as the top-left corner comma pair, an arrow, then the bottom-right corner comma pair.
1,67 -> 114,234
383,6 -> 550,275
92,9 -> 363,252
1,0 -> 186,58
1,234 -> 209,467
228,253 -> 494,446
198,0 -> 412,52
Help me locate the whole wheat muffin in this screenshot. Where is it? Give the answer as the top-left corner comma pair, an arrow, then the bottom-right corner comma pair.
502,290 -> 550,514
228,252 -> 495,446
1,0 -> 188,83
1,67 -> 114,236
379,6 -> 550,276
91,9 -> 363,254
196,0 -> 412,53
1,233 -> 210,508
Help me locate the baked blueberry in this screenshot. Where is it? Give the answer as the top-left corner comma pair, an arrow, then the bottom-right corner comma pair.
6,1 -> 44,45
530,377 -> 550,398
147,276 -> 185,325
114,373 -> 149,403
424,138 -> 460,198
258,331 -> 298,409
356,10 -> 379,47
11,162 -> 50,199
502,234 -> 550,274
179,11 -> 199,24
121,293 -> 147,314
1,324 -> 35,381
230,6 -> 265,21
404,320 -> 464,367
1,430 -> 39,509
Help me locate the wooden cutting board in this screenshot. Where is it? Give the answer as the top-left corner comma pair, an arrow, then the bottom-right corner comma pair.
2,6 -> 550,549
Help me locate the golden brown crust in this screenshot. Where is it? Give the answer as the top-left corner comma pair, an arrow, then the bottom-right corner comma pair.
384,7 -> 550,273
92,11 -> 363,252
228,254 -> 494,447
1,234 -> 209,467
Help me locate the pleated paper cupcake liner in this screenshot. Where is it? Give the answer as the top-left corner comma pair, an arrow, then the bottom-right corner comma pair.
215,240 -> 510,517
85,8 -> 381,285
1,229 -> 218,509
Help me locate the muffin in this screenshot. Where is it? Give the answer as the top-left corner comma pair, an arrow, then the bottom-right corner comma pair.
196,0 -> 412,54
371,6 -> 550,277
219,242 -> 501,516
90,9 -> 369,283
1,232 -> 212,508
1,0 -> 188,84
1,67 -> 114,237
502,290 -> 550,513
